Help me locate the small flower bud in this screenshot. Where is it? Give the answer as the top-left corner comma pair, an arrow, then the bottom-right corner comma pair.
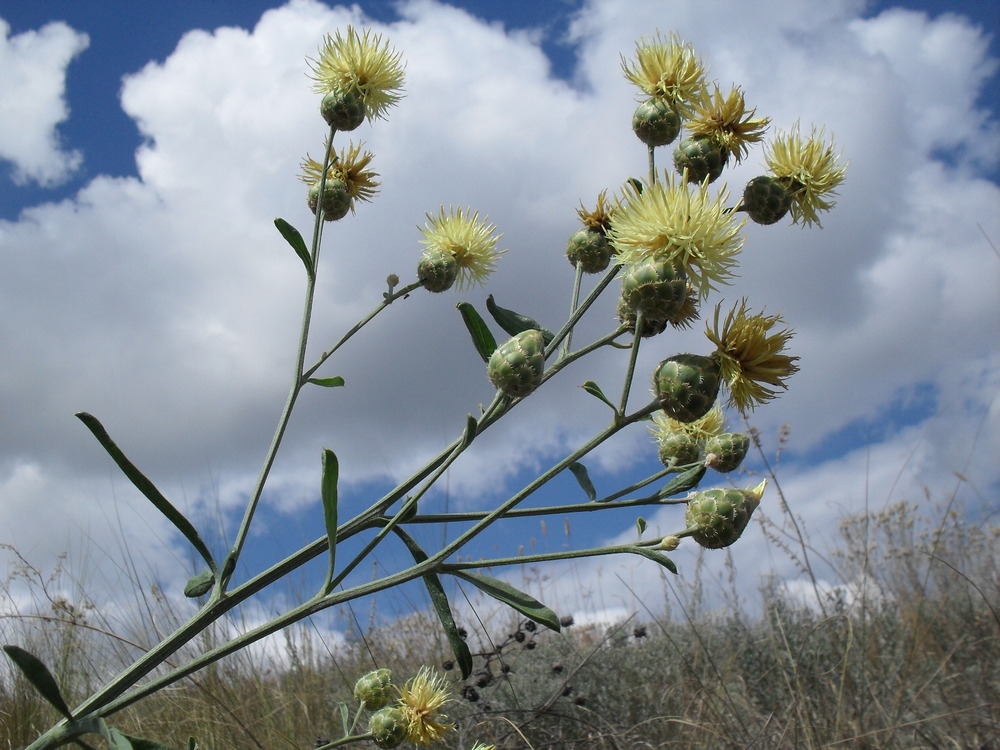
307,179 -> 352,222
617,297 -> 668,338
704,432 -> 750,473
658,535 -> 681,551
742,175 -> 791,225
685,480 -> 766,549
674,135 -> 728,184
566,227 -> 612,274
354,668 -> 393,710
632,98 -> 681,147
656,432 -> 701,469
369,706 -> 408,748
487,330 -> 546,399
653,354 -> 722,423
320,89 -> 366,131
417,249 -> 459,293
621,257 -> 688,322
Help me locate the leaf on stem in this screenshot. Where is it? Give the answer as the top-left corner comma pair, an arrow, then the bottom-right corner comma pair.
456,302 -> 497,363
121,734 -> 174,750
568,462 -> 597,502
308,376 -> 346,388
183,570 -> 215,598
339,702 -> 350,736
636,517 -> 648,539
451,571 -> 561,632
2,646 -> 74,719
580,381 -> 618,413
656,464 -> 707,499
486,295 -> 554,344
392,528 -> 473,679
75,413 -> 216,573
461,414 -> 478,449
274,218 -> 314,278
320,449 -> 339,596
627,546 -> 678,575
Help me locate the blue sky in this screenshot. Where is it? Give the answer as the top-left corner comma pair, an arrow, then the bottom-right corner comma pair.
1,0 -> 998,632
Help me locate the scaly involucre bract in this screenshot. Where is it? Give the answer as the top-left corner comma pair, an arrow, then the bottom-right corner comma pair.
621,32 -> 706,117
687,84 -> 770,163
610,176 -> 745,299
300,142 -> 380,206
766,123 -> 848,227
706,299 -> 799,412
398,667 -> 454,746
308,26 -> 405,121
420,207 -> 505,289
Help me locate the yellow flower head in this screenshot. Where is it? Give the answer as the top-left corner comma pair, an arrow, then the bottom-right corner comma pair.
397,667 -> 454,746
300,142 -> 380,208
420,207 -> 505,290
576,190 -> 616,234
650,403 -> 725,445
609,175 -> 745,299
308,27 -> 405,121
765,123 -> 848,227
686,85 -> 770,163
621,32 -> 707,118
706,300 -> 799,412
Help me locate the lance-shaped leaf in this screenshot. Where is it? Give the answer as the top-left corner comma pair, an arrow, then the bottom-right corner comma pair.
308,376 -> 345,388
636,517 -> 648,539
568,462 -> 597,502
120,733 -> 174,750
656,464 -> 707,499
456,302 -> 497,363
461,414 -> 478,449
76,413 -> 216,573
183,570 -> 215,598
274,218 -> 313,278
338,702 -> 350,736
392,528 -> 473,679
320,449 -> 339,596
580,381 -> 618,413
627,546 -> 678,575
486,295 -> 554,345
98,721 -> 134,750
451,571 -> 562,632
3,646 -> 74,719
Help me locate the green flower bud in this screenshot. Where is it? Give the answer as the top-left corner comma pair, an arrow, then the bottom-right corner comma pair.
354,668 -> 393,710
320,89 -> 366,132
742,175 -> 791,225
704,432 -> 750,473
566,227 -> 612,274
653,354 -> 722,423
656,432 -> 701,469
308,179 -> 352,222
488,329 -> 546,399
617,297 -> 668,338
369,706 -> 408,749
684,480 -> 766,549
673,136 -> 728,184
620,258 -> 688,321
417,249 -> 459,293
632,98 -> 681,147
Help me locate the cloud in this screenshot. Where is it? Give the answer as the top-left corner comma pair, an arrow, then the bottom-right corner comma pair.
0,0 -> 997,625
0,18 -> 89,186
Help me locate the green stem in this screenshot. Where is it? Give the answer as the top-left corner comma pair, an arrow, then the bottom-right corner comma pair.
545,261 -> 621,359
648,144 -> 656,184
618,310 -> 643,415
317,732 -> 374,749
442,542 -> 652,570
562,261 -> 584,356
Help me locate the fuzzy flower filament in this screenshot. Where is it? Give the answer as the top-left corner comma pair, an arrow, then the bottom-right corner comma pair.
397,667 -> 454,745
765,124 -> 848,227
420,207 -> 505,290
621,32 -> 707,118
687,84 -> 770,163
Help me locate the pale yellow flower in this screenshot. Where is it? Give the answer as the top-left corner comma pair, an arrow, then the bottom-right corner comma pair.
649,403 -> 725,445
609,176 -> 745,299
308,26 -> 405,121
765,123 -> 848,227
420,207 -> 505,289
398,667 -> 454,746
686,85 -> 770,163
621,32 -> 707,117
705,300 -> 799,412
300,142 -> 380,207
576,190 -> 616,233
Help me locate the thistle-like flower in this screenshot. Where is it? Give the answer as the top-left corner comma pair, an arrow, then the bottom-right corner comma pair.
650,403 -> 725,446
419,207 -> 505,290
686,85 -> 770,163
705,299 -> 799,412
308,27 -> 405,122
300,142 -> 380,212
621,32 -> 706,118
765,123 -> 848,227
609,176 -> 745,299
397,667 -> 454,746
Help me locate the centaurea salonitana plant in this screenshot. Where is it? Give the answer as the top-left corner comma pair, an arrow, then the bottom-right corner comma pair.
4,24 -> 845,750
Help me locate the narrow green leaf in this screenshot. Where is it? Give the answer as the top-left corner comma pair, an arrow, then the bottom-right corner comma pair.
100,723 -> 133,750
568,462 -> 597,502
3,646 -> 74,719
580,381 -> 618,413
320,449 -> 339,596
187,738 -> 198,750
485,295 -> 554,345
636,517 -> 648,539
274,218 -> 313,278
308,376 -> 345,388
627,546 -> 678,575
461,414 -> 478,449
183,570 -> 215,598
75,413 -> 216,573
338,702 -> 350,736
392,528 -> 473,679
628,177 -> 644,194
656,465 -> 707,499
451,571 -> 561,633
456,302 -> 497,363
122,734 -> 174,750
